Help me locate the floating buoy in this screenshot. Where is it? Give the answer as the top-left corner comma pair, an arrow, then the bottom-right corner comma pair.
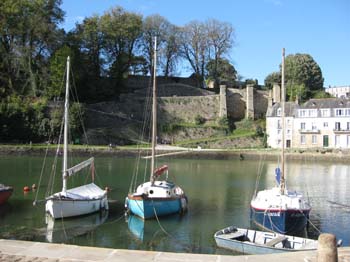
23,186 -> 30,192
31,184 -> 37,190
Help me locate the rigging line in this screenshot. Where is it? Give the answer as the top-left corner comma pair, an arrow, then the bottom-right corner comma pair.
34,131 -> 53,203
129,76 -> 153,193
151,201 -> 191,252
47,116 -> 65,197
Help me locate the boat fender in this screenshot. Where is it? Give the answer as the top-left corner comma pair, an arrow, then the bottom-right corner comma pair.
181,197 -> 188,212
23,186 -> 30,192
32,184 -> 37,190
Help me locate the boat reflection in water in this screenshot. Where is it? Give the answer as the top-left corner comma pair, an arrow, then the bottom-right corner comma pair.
45,210 -> 108,243
127,214 -> 168,242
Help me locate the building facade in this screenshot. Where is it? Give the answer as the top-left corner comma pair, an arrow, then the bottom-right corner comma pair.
325,86 -> 350,98
266,98 -> 350,149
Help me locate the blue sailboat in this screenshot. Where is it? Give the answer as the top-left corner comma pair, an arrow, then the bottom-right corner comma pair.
125,37 -> 187,220
250,48 -> 311,234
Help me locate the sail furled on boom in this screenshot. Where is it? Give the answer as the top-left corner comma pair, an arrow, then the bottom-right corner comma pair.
65,157 -> 94,177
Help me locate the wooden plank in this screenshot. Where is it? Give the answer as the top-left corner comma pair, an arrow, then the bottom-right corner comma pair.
265,236 -> 288,247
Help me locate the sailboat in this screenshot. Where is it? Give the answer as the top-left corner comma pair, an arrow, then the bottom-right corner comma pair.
45,57 -> 109,219
125,37 -> 188,219
250,48 -> 311,234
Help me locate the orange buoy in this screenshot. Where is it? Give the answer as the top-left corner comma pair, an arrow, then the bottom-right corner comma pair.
23,186 -> 30,192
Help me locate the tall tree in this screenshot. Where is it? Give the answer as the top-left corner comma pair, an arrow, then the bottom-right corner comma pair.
100,6 -> 142,87
140,14 -> 170,75
0,0 -> 64,97
205,19 -> 234,88
160,25 -> 181,77
284,53 -> 324,100
179,21 -> 208,87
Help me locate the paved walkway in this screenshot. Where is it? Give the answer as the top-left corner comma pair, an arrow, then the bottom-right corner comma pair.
1,239 -> 350,262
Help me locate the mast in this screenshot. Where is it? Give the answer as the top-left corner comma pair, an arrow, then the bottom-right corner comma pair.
280,48 -> 286,195
62,56 -> 70,192
150,37 -> 157,184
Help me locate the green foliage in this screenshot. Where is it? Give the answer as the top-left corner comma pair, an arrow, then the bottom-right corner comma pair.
286,83 -> 307,102
0,96 -> 49,142
284,53 -> 324,96
264,72 -> 281,89
217,116 -> 229,127
206,58 -> 237,87
312,90 -> 333,99
194,115 -> 206,125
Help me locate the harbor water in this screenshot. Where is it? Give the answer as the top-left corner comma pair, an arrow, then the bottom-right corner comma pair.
0,155 -> 349,255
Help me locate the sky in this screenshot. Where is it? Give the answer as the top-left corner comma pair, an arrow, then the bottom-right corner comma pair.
60,0 -> 350,87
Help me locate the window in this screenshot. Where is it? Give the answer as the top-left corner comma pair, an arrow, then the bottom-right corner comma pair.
300,122 -> 306,130
300,135 -> 306,145
312,135 -> 317,144
335,135 -> 340,147
277,108 -> 281,116
277,120 -> 281,129
335,122 -> 341,131
309,109 -> 317,117
312,122 -> 317,130
299,110 -> 306,117
323,122 -> 328,128
347,122 -> 350,130
335,109 -> 343,116
321,109 -> 330,117
347,135 -> 350,148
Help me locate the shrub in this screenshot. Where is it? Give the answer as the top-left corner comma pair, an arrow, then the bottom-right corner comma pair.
194,115 -> 206,125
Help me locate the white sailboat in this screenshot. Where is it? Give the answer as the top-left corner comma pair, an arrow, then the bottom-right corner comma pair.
45,57 -> 109,219
125,37 -> 188,219
250,48 -> 311,234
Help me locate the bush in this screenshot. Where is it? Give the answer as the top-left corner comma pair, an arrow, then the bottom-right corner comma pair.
194,115 -> 206,125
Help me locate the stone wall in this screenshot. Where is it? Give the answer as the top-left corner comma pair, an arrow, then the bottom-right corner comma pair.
126,75 -> 198,92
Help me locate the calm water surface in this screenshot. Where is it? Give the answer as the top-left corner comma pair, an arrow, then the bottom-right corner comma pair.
0,155 -> 349,254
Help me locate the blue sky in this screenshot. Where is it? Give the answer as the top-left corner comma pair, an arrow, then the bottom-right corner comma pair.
61,0 -> 349,87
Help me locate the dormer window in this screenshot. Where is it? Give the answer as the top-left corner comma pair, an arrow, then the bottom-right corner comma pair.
277,108 -> 281,116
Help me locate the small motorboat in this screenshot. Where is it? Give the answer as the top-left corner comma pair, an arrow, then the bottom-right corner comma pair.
0,184 -> 13,205
214,226 -> 321,254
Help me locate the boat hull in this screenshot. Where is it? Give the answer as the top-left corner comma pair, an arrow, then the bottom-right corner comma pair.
214,226 -> 318,255
46,196 -> 108,219
250,207 -> 310,234
0,187 -> 13,205
126,195 -> 187,219
215,234 -> 295,254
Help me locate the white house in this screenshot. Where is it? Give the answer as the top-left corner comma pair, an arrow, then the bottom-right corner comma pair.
266,98 -> 350,149
325,86 -> 350,98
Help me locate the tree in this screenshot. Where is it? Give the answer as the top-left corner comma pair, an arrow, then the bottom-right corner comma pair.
180,19 -> 234,88
0,0 -> 64,97
47,45 -> 75,99
205,19 -> 234,88
264,72 -> 281,89
206,58 -> 237,86
160,25 -> 181,77
100,6 -> 142,89
284,53 -> 324,99
179,21 -> 208,87
140,14 -> 170,74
